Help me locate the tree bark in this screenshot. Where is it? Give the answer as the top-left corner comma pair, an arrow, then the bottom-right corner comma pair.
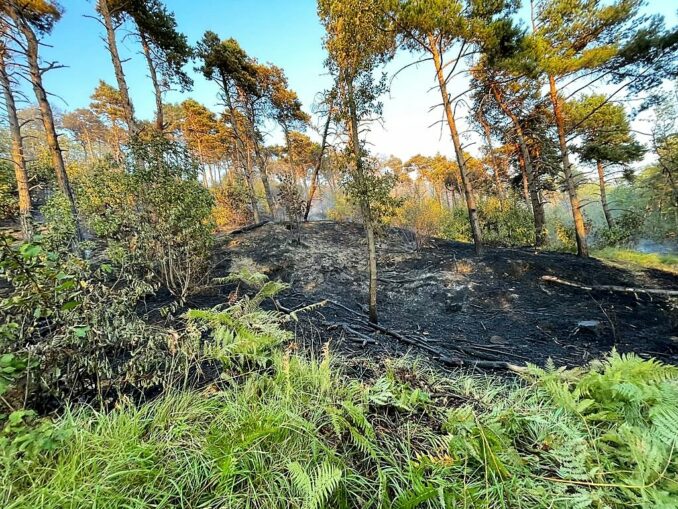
0,47 -> 33,239
347,79 -> 378,324
477,109 -> 506,201
517,151 -> 532,209
490,83 -> 546,246
252,142 -> 276,218
139,31 -> 163,132
429,37 -> 483,255
12,13 -> 82,241
244,148 -> 260,223
305,101 -> 333,221
222,82 -> 260,221
98,0 -> 138,136
549,75 -> 588,257
597,160 -> 614,229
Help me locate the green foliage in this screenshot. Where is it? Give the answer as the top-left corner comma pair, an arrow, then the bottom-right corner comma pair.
187,270 -> 292,368
40,192 -> 78,252
596,210 -> 644,247
441,205 -> 472,243
0,409 -> 72,465
441,197 -> 535,247
76,137 -> 215,302
526,351 -> 678,506
594,248 -> 678,274
0,234 -> 175,408
0,162 -> 18,221
367,374 -> 431,412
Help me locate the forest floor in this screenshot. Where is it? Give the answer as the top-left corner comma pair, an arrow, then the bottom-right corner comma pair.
198,221 -> 678,369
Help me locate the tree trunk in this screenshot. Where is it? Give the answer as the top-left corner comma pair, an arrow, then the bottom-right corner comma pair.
98,0 -> 138,136
305,102 -> 333,221
0,48 -> 32,239
139,31 -> 163,132
490,83 -> 546,246
244,148 -> 260,223
223,82 -> 264,221
517,151 -> 532,209
429,37 -> 483,255
597,160 -> 614,229
477,110 -> 506,201
347,79 -> 378,324
14,14 -> 82,241
548,75 -> 588,257
253,145 -> 276,218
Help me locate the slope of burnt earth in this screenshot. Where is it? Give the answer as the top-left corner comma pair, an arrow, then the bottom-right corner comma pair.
216,221 -> 677,368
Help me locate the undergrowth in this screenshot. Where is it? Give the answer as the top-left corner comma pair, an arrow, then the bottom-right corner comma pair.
593,248 -> 678,274
1,269 -> 677,508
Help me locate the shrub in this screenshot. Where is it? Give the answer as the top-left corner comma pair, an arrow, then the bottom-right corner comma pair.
396,196 -> 446,249
212,176 -> 253,228
0,162 -> 18,221
39,192 -> 79,252
0,234 -> 178,409
76,137 -> 215,303
595,210 -> 645,248
327,192 -> 359,222
441,205 -> 472,243
278,175 -> 306,242
478,196 -> 535,247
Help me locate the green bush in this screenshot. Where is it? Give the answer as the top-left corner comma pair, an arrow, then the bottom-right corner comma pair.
441,197 -> 535,247
40,192 -> 79,252
0,162 -> 18,221
0,234 -> 176,409
441,205 -> 472,243
595,210 -> 645,248
76,137 -> 215,303
477,196 -> 535,247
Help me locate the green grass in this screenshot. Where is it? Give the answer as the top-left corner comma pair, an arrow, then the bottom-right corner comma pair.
593,248 -> 678,274
2,351 -> 678,508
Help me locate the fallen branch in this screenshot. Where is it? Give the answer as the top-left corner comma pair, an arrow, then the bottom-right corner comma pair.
322,321 -> 376,345
541,275 -> 678,297
438,356 -> 526,373
227,220 -> 271,235
324,299 -> 525,371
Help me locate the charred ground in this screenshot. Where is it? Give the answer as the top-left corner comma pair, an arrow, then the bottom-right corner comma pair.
206,221 -> 677,369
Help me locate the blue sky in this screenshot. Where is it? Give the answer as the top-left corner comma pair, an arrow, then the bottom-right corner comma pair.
34,0 -> 677,161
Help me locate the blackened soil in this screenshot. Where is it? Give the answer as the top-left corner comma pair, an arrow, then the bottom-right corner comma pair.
207,221 -> 677,369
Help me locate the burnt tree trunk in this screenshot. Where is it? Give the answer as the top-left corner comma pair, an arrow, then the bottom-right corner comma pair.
13,13 -> 82,241
305,99 -> 333,221
477,109 -> 506,201
490,83 -> 546,246
222,82 -> 260,222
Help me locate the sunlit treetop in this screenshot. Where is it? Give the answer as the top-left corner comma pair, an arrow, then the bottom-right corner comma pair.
2,0 -> 62,33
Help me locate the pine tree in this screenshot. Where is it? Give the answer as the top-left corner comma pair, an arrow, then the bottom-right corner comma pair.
566,95 -> 645,228
0,38 -> 32,239
2,0 -> 82,241
318,0 -> 397,323
528,0 -> 643,256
